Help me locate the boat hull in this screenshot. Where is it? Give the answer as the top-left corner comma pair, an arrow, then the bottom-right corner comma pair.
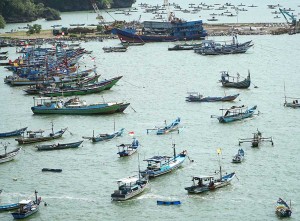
0,147 -> 21,164
186,94 -> 239,102
15,129 -> 66,144
36,140 -> 83,151
0,127 -> 27,138
11,207 -> 39,219
111,182 -> 148,201
0,203 -> 19,211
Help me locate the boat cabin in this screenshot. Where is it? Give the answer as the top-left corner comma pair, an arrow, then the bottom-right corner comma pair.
26,130 -> 44,138
116,176 -> 140,193
221,105 -> 246,117
144,156 -> 171,170
192,176 -> 215,187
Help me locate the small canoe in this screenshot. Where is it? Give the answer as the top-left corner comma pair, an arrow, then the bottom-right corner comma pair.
36,140 -> 83,151
157,200 -> 181,205
0,127 -> 27,138
42,168 -> 62,172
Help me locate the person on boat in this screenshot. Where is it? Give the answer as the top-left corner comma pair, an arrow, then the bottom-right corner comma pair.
198,179 -> 203,187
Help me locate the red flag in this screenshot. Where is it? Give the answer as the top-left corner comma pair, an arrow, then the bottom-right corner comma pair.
128,131 -> 135,136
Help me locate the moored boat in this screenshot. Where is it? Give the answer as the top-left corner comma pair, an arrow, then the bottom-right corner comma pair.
11,190 -> 41,219
31,97 -> 130,115
140,144 -> 187,178
275,198 -> 292,217
147,117 -> 180,135
117,138 -> 139,157
83,128 -> 124,143
0,144 -> 22,164
36,140 -> 83,151
232,149 -> 245,163
284,98 -> 300,108
220,71 -> 251,89
41,168 -> 62,172
213,105 -> 258,123
0,127 -> 27,138
157,200 -> 181,205
186,92 -> 239,102
15,124 -> 67,144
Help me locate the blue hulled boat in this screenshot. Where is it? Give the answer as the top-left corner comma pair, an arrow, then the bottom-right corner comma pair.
83,128 -> 124,142
0,203 -> 19,211
232,149 -> 245,163
147,117 -> 180,135
117,138 -> 139,157
0,127 -> 27,138
11,190 -> 41,219
140,145 -> 187,178
214,105 -> 257,123
276,198 -> 292,217
186,92 -> 239,102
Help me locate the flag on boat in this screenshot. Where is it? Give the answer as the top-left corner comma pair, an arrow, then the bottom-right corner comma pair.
128,131 -> 135,136
217,148 -> 222,155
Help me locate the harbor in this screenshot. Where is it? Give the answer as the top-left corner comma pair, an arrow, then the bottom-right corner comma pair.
0,0 -> 300,220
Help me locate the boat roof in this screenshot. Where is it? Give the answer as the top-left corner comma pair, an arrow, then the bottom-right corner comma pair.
34,97 -> 61,101
144,156 -> 171,162
193,175 -> 214,179
117,176 -> 138,184
19,200 -> 32,204
220,105 -> 247,111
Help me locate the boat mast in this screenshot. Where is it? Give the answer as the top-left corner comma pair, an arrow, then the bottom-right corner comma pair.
35,190 -> 38,204
173,143 -> 176,160
217,148 -> 222,180
51,121 -> 54,134
164,0 -> 171,22
284,82 -> 287,105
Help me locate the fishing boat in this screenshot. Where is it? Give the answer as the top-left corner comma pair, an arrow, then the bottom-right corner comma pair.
232,149 -> 245,163
146,117 -> 180,135
185,149 -> 235,194
207,16 -> 218,21
0,127 -> 27,138
168,43 -> 201,51
220,71 -> 251,89
83,128 -> 124,143
117,138 -> 139,157
36,140 -> 83,151
41,168 -> 62,172
15,123 -> 67,144
39,76 -> 122,97
31,97 -> 130,115
0,145 -> 22,164
194,39 -> 253,55
239,129 -> 274,147
212,105 -> 258,123
0,203 -> 19,211
186,92 -> 239,102
111,175 -> 149,201
11,191 -> 41,219
102,46 -> 127,52
140,144 -> 187,178
275,198 -> 292,217
284,98 -> 300,108
157,200 -> 181,205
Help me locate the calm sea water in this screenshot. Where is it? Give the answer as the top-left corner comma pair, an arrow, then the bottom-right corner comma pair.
1,1 -> 300,221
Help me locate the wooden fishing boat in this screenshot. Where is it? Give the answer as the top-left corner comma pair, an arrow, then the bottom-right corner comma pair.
284,98 -> 300,108
0,203 -> 19,211
276,198 -> 292,217
140,145 -> 187,178
232,149 -> 244,163
212,105 -> 257,123
186,92 -> 239,102
239,129 -> 274,147
11,191 -> 41,219
147,117 -> 180,135
168,43 -> 201,51
102,46 -> 127,52
36,140 -> 83,151
220,71 -> 251,89
0,146 -> 22,164
157,200 -> 181,205
117,138 -> 139,157
0,127 -> 27,138
31,97 -> 130,115
41,168 -> 62,172
23,74 -> 101,95
111,175 -> 148,201
39,76 -> 122,97
83,128 -> 124,143
15,124 -> 67,144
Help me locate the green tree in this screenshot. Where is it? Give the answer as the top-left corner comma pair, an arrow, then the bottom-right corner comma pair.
0,15 -> 5,28
27,24 -> 42,35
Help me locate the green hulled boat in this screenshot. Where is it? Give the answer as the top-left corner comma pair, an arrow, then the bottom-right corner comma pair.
31,97 -> 130,115
40,76 -> 122,97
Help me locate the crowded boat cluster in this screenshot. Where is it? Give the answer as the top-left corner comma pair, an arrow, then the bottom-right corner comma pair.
0,0 -> 298,220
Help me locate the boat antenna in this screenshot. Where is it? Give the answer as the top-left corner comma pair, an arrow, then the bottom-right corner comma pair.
35,190 -> 38,204
138,153 -> 141,180
173,142 -> 176,160
217,148 -> 222,180
113,118 -> 116,132
51,121 -> 54,135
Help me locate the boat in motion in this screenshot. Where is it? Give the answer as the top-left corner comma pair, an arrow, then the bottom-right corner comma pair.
275,198 -> 292,217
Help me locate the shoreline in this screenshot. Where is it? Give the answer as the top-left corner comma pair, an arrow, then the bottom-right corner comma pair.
0,22 -> 291,40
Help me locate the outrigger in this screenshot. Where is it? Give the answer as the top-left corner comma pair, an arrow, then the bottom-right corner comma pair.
239,129 -> 274,147
146,117 -> 180,135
